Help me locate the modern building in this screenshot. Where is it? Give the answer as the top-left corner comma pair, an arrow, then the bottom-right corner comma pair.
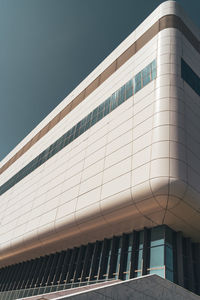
0,1 -> 200,299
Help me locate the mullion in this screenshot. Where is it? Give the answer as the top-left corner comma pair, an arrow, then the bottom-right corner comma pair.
0,268 -> 5,290
108,237 -> 118,279
29,258 -> 41,289
46,253 -> 59,286
130,231 -> 139,278
40,254 -> 54,287
1,266 -> 14,291
80,243 -> 94,282
24,260 -> 35,289
8,264 -> 21,291
52,251 -> 66,285
142,228 -> 149,276
14,262 -> 27,291
73,246 -> 86,283
19,260 -> 32,290
88,241 -> 102,281
66,248 -> 78,284
1,266 -> 13,291
34,256 -> 48,287
118,234 -> 128,279
98,239 -> 109,280
176,232 -> 184,287
58,249 -> 72,285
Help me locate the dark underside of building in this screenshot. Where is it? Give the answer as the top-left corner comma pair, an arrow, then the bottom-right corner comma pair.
0,225 -> 199,300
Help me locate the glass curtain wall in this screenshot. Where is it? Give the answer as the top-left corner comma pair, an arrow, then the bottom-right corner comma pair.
0,225 -> 200,298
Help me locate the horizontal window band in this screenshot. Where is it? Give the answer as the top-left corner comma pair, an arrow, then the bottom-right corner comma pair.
1,14 -> 199,176
0,61 -> 156,195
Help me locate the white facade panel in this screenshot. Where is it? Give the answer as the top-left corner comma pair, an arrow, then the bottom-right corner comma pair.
1,1 -> 200,266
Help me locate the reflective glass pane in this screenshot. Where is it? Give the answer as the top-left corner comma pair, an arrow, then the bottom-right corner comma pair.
139,231 -> 144,249
98,102 -> 105,113
125,80 -> 133,99
105,240 -> 112,276
91,115 -> 97,126
150,226 -> 164,247
166,268 -> 174,282
165,227 -> 173,247
151,59 -> 157,80
128,233 -> 133,251
125,251 -> 131,272
93,242 -> 103,277
134,72 -> 142,93
104,98 -> 110,116
118,85 -> 125,104
110,93 -> 117,111
97,111 -> 103,122
166,245 -> 173,271
137,249 -> 143,270
150,246 -> 164,268
142,65 -> 151,86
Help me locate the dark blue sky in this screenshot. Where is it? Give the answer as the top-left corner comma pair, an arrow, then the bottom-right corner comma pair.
1,0 -> 200,161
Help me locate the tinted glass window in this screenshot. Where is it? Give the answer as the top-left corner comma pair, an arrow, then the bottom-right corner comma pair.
134,72 -> 142,93
151,226 -> 164,247
149,246 -> 164,268
181,58 -> 200,96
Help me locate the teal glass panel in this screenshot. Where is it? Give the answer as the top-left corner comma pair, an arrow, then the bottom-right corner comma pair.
97,111 -> 104,122
86,111 -> 92,124
105,240 -> 112,277
118,85 -> 126,104
91,107 -> 98,125
142,64 -> 151,87
110,93 -> 117,111
98,101 -> 105,113
150,226 -> 164,247
125,251 -> 131,272
148,268 -> 165,278
125,79 -> 133,99
166,268 -> 174,282
104,97 -> 110,116
128,233 -> 133,251
134,72 -> 142,93
149,246 -> 164,268
151,59 -> 157,80
137,249 -> 143,270
79,124 -> 85,135
138,231 -> 144,249
166,245 -> 173,271
165,227 -> 173,247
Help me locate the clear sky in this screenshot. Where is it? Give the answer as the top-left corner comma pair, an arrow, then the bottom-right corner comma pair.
0,0 -> 200,162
